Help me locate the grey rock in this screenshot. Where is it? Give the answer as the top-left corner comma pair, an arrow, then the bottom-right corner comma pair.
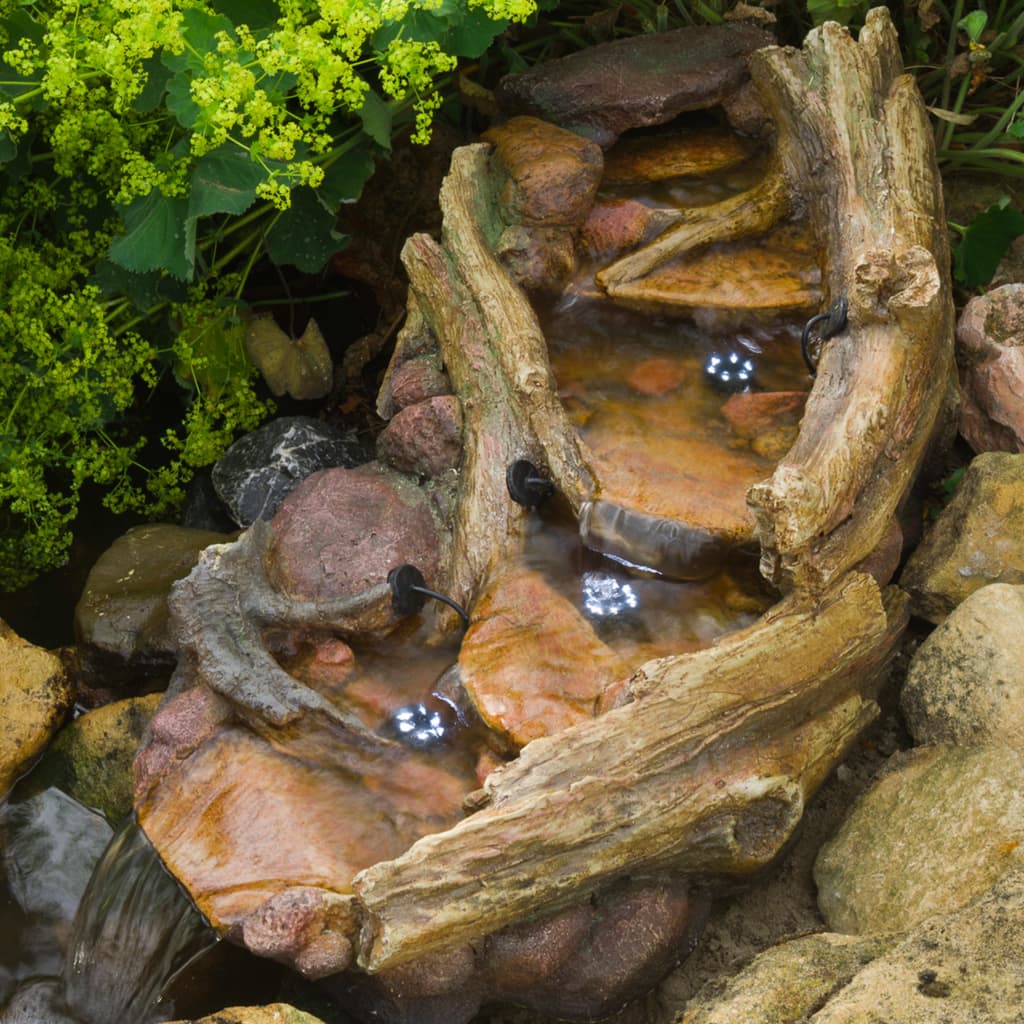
212,416 -> 369,528
1,789 -> 113,978
901,583 -> 1024,748
74,524 -> 232,675
0,979 -> 78,1024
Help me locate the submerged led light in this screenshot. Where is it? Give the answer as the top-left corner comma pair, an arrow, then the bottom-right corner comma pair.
705,351 -> 756,393
581,571 -> 640,619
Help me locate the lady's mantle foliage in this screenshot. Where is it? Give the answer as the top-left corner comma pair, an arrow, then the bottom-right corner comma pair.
0,0 -> 537,589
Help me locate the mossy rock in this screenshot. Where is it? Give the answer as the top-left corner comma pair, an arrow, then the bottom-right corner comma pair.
167,1005 -> 327,1024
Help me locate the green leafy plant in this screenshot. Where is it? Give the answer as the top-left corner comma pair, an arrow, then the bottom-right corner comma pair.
0,0 -> 539,590
951,196 -> 1024,287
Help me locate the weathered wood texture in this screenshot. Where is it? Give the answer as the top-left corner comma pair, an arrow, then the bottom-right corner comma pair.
353,574 -> 907,971
745,10 -> 956,590
402,145 -> 597,626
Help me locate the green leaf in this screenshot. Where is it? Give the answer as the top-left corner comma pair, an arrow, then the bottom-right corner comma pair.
162,9 -> 236,74
358,89 -> 392,149
318,146 -> 376,209
165,72 -> 201,129
959,10 -> 988,43
265,187 -> 347,273
806,0 -> 869,27
188,144 -> 263,220
132,58 -> 174,113
449,7 -> 507,57
90,261 -> 189,309
953,198 -> 1024,288
174,307 -> 251,402
214,0 -> 281,33
0,133 -> 16,163
109,192 -> 195,281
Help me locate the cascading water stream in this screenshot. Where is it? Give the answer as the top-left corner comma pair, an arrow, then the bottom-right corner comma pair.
62,817 -> 218,1024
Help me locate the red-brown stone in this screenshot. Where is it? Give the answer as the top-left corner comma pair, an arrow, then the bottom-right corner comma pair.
376,394 -> 463,478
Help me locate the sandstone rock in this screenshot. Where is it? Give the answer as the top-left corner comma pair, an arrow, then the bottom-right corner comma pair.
74,524 -> 231,674
42,693 -> 162,822
496,24 -> 773,147
901,583 -> 1024,748
679,932 -> 895,1024
607,221 -> 820,316
626,357 -> 688,396
721,390 -> 807,439
459,564 -> 629,748
602,125 -> 754,185
809,865 -> 1024,1023
0,619 -> 73,798
386,354 -> 450,414
900,452 -> 1024,622
166,1006 -> 326,1024
814,744 -> 1024,935
956,284 -> 1024,453
265,464 -> 442,601
482,116 -> 603,227
375,395 -> 463,478
212,416 -> 368,528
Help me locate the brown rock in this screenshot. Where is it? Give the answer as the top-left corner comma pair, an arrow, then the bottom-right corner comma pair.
603,126 -> 754,185
74,524 -> 233,672
956,284 -> 1024,453
900,452 -> 1024,622
459,565 -> 629,748
580,197 -> 659,259
721,390 -> 807,438
387,354 -> 450,413
496,24 -> 773,147
376,395 -> 463,478
494,224 -> 576,293
0,618 -> 73,797
265,464 -> 442,600
482,116 -> 603,227
626,357 -> 687,396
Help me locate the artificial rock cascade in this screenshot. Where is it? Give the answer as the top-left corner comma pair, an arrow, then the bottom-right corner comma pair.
132,9 -> 955,1018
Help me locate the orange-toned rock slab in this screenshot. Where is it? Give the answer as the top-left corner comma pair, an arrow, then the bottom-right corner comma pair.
603,126 -> 754,185
610,222 -> 820,314
136,724 -> 472,930
581,398 -> 775,543
460,565 -> 629,748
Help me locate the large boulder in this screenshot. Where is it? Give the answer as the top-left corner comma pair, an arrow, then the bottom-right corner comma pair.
0,619 -> 73,797
496,24 -> 773,147
74,524 -> 232,679
957,284 -> 1024,453
900,452 -> 1024,622
814,744 -> 1024,935
901,583 -> 1024,748
265,464 -> 442,601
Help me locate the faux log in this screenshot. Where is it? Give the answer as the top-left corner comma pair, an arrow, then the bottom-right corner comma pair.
353,573 -> 907,971
598,8 -> 956,591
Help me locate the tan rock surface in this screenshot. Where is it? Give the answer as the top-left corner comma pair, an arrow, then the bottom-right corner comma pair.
0,619 -> 73,797
167,1005 -> 326,1024
679,932 -> 895,1024
603,126 -> 754,185
814,744 -> 1024,935
901,583 -> 1024,748
900,452 -> 1024,622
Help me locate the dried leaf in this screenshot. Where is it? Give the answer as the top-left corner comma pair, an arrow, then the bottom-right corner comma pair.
245,314 -> 333,400
926,106 -> 978,125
